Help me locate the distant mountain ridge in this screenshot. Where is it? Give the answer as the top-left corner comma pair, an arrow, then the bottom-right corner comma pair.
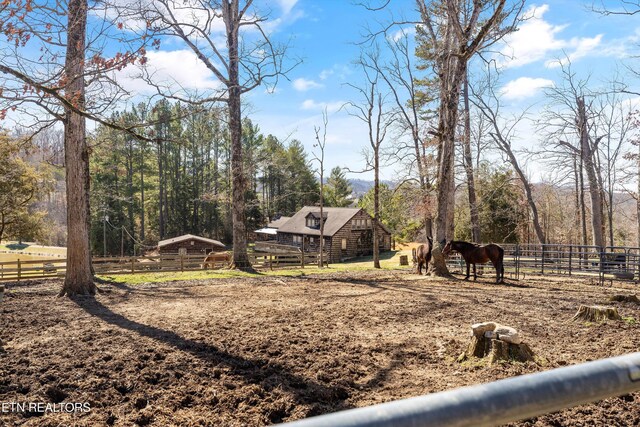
347,179 -> 395,197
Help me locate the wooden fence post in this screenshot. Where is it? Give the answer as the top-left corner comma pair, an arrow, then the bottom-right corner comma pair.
17,259 -> 21,282
181,254 -> 184,272
131,257 -> 135,273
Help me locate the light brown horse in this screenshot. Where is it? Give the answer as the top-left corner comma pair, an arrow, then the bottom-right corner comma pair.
202,251 -> 231,269
443,240 -> 504,283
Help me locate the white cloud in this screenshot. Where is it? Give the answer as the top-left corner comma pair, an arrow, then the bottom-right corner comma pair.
498,4 -> 603,69
501,77 -> 554,100
319,64 -> 353,81
276,0 -> 298,15
114,49 -> 222,94
545,34 -> 603,68
301,99 -> 345,113
498,5 -> 566,68
293,78 -> 323,91
388,26 -> 416,42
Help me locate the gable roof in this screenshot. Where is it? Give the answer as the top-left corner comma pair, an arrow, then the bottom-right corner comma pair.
158,234 -> 226,248
277,206 -> 362,237
267,216 -> 291,229
307,211 -> 328,219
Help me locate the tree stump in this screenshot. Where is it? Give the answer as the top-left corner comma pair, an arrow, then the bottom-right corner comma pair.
608,294 -> 640,305
573,305 -> 621,322
399,255 -> 409,266
458,322 -> 536,364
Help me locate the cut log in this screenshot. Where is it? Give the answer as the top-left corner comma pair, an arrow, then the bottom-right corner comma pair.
399,255 -> 409,266
458,322 -> 535,364
573,305 -> 621,322
608,294 -> 640,305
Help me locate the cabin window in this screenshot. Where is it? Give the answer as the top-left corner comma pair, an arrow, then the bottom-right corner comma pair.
306,217 -> 320,228
341,238 -> 347,250
310,237 -> 315,243
366,219 -> 371,228
178,248 -> 187,255
190,241 -> 195,245
293,235 -> 302,244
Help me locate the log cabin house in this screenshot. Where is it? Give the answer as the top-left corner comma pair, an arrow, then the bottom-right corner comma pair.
158,234 -> 226,255
272,206 -> 391,263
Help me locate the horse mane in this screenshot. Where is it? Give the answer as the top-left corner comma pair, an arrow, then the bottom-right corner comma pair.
453,240 -> 479,249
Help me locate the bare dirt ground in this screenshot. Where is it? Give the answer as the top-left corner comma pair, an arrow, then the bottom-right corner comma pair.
1,270 -> 639,426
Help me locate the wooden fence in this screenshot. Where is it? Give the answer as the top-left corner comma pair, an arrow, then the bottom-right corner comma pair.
0,251 -> 328,282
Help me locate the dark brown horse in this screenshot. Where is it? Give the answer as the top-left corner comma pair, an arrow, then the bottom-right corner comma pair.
412,237 -> 433,275
442,240 -> 504,283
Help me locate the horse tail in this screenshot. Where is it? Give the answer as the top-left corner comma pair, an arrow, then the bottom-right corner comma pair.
412,247 -> 416,263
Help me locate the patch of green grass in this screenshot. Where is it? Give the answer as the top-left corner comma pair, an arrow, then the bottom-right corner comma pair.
0,242 -> 66,256
622,316 -> 636,324
97,250 -> 413,285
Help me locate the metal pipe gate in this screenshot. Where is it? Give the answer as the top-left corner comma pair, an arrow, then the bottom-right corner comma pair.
278,352 -> 640,427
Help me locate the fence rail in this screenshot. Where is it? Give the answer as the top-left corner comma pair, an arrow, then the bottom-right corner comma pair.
445,243 -> 640,283
279,352 -> 640,427
0,251 -> 328,282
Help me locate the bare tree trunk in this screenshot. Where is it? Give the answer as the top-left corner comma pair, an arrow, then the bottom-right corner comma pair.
573,156 -> 580,244
224,2 -> 249,269
158,139 -> 165,240
140,140 -> 145,242
59,0 -> 94,296
463,76 -> 480,242
373,146 -> 380,269
579,156 -> 588,249
577,96 -> 604,248
637,143 -> 640,249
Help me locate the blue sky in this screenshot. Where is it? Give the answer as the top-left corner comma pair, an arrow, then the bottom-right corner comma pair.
236,0 -> 640,181
5,0 -> 640,183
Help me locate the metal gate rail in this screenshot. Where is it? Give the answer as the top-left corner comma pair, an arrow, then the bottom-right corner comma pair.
278,352 -> 640,427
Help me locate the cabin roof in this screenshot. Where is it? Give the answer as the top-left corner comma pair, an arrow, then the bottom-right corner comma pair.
277,206 -> 363,237
267,216 -> 291,229
158,234 -> 226,248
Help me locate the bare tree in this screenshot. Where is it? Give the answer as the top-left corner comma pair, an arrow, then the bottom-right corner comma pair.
591,90 -> 633,246
539,62 -> 606,248
415,0 -> 525,275
131,0 -> 295,269
313,109 -> 328,268
364,29 -> 438,242
346,50 -> 393,269
470,69 -> 546,244
462,74 -> 480,242
0,0 -> 155,295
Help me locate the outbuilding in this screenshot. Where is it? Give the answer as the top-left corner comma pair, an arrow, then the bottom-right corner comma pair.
158,234 -> 226,255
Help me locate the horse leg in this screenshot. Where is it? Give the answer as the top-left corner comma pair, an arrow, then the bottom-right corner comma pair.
465,262 -> 470,280
492,259 -> 503,283
473,263 -> 477,281
418,261 -> 422,275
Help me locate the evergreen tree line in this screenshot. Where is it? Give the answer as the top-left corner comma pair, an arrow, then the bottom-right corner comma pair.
88,101 -> 356,256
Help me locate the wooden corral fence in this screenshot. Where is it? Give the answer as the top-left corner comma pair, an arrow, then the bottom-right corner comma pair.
445,243 -> 640,284
0,251 -> 329,282
250,251 -> 328,269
